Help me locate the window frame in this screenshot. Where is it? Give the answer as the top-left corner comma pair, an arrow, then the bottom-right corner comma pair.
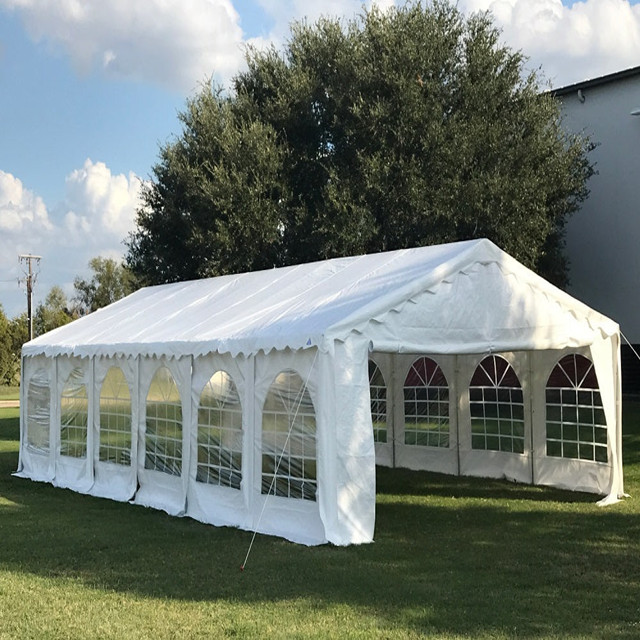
196,369 -> 243,490
59,367 -> 88,459
26,368 -> 51,454
98,366 -> 132,466
368,359 -> 388,444
469,355 -> 525,455
545,353 -> 608,463
403,356 -> 450,448
144,365 -> 183,476
261,369 -> 317,502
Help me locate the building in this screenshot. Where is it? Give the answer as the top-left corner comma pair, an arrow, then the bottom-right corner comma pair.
553,67 -> 640,392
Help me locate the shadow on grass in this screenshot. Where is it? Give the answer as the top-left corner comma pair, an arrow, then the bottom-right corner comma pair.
2,445 -> 640,638
0,410 -> 19,443
377,466 -> 597,503
2,404 -> 640,638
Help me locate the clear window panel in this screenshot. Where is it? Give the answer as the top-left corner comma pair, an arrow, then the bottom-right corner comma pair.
60,368 -> 88,458
469,355 -> 525,454
368,360 -> 387,443
99,366 -> 132,465
403,357 -> 449,448
545,354 -> 608,463
261,370 -> 316,502
196,370 -> 243,490
145,366 -> 182,476
27,369 -> 50,453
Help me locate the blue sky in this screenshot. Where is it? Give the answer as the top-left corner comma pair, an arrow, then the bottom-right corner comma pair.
1,0 -> 640,318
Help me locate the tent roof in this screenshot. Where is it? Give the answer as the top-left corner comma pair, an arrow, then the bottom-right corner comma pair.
23,239 -> 618,360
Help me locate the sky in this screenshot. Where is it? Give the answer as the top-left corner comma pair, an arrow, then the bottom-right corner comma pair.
1,0 -> 640,319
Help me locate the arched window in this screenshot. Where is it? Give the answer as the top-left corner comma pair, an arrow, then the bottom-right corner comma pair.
197,370 -> 243,489
404,357 -> 449,447
27,368 -> 50,453
262,370 -> 316,501
99,366 -> 132,465
145,366 -> 182,476
546,354 -> 607,463
60,367 -> 88,458
470,355 -> 524,454
368,360 -> 387,443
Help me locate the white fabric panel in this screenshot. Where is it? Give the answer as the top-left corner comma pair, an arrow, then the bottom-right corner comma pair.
357,261 -> 616,357
316,350 -> 339,539
327,338 -> 376,545
90,356 -> 138,502
250,348 -> 326,545
186,352 -> 249,528
23,239 -> 617,362
22,241 -> 484,359
590,335 -> 624,502
457,352 -> 532,484
531,347 -> 614,495
16,355 -> 55,482
393,354 -> 459,475
134,356 -> 191,516
53,356 -> 94,493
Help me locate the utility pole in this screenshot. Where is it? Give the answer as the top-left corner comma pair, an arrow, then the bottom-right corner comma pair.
18,254 -> 41,341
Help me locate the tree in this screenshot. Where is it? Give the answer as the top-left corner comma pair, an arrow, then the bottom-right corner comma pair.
126,1 -> 594,288
34,286 -> 75,337
0,307 -> 28,385
0,305 -> 13,385
73,257 -> 138,314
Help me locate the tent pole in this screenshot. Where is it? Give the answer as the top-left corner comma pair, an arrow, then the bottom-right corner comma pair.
528,351 -> 535,486
455,355 -> 461,477
390,352 -> 396,469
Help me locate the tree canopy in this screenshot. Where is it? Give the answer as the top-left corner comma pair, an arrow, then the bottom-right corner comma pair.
74,257 -> 137,315
0,306 -> 28,385
34,286 -> 75,337
126,1 -> 594,288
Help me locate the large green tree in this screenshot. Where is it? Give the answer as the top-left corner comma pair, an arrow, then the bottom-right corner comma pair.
126,1 -> 594,288
73,257 -> 138,314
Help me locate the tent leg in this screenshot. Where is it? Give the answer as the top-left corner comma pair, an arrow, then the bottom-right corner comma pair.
455,355 -> 461,477
528,351 -> 535,486
390,352 -> 396,469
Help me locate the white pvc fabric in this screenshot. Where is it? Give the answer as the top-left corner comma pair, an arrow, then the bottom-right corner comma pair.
16,239 -> 623,545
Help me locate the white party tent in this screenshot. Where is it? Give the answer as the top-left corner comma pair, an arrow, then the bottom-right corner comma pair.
16,239 -> 624,545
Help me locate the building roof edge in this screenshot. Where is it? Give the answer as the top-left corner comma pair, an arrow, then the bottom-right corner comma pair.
550,65 -> 640,97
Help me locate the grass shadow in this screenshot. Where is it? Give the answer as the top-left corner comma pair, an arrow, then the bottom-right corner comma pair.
2,407 -> 640,638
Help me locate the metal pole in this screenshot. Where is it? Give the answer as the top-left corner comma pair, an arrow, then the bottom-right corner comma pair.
18,254 -> 41,341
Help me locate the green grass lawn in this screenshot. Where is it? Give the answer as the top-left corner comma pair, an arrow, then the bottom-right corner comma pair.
0,386 -> 20,401
2,405 -> 640,639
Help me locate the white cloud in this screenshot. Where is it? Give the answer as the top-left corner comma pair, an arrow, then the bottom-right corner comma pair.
253,0 -> 396,44
459,0 -> 640,87
63,159 -> 142,241
1,0 -> 639,91
0,162 -> 141,317
0,0 -> 245,91
0,171 -> 55,315
246,0 -> 640,88
0,170 -> 51,233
